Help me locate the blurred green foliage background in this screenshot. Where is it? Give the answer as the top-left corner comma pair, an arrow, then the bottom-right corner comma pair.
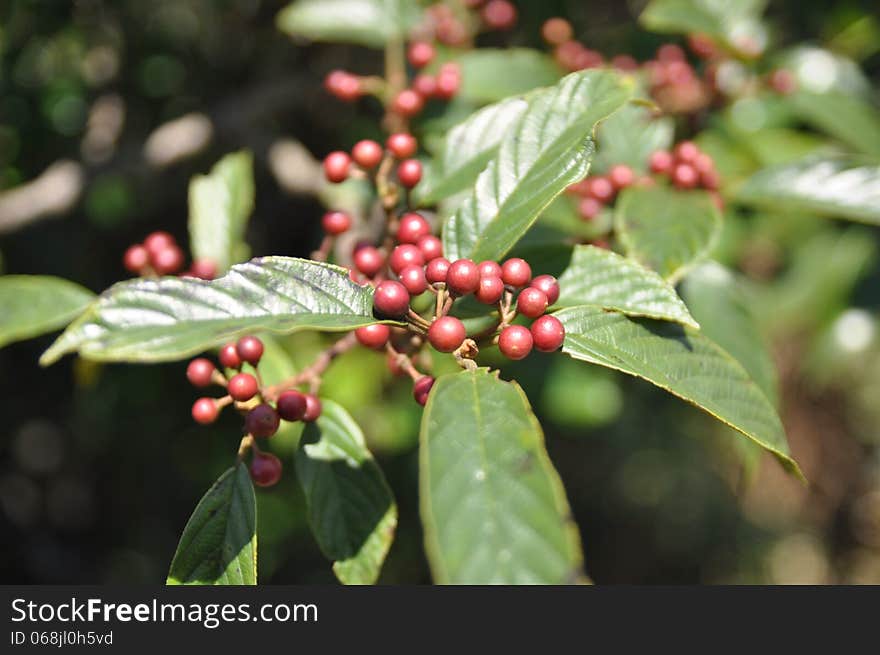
1,0 -> 880,584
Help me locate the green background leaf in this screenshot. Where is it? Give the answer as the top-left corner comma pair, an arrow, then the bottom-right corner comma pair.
0,275 -> 95,349
593,103 -> 675,173
276,0 -> 419,48
296,399 -> 397,584
455,49 -> 562,104
786,91 -> 880,157
640,0 -> 768,55
167,464 -> 257,585
420,369 -> 584,584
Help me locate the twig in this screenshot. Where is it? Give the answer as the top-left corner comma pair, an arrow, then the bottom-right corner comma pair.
262,332 -> 358,401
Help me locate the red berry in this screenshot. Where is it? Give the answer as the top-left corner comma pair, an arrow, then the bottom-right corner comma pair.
355,324 -> 391,350
688,33 -> 717,59
477,260 -> 502,279
351,140 -> 383,169
192,397 -> 219,425
482,0 -> 517,30
407,41 -> 436,68
399,265 -> 428,295
389,244 -> 425,274
189,258 -> 217,280
323,151 -> 351,183
425,257 -> 451,284
393,89 -> 424,117
530,275 -> 560,305
413,376 -> 435,406
578,197 -> 603,220
277,390 -> 308,421
397,159 -> 422,188
501,258 -> 531,288
541,18 -> 573,45
608,164 -> 635,190
353,244 -> 384,278
236,336 -> 264,366
531,315 -> 565,352
417,235 -> 443,261
218,343 -> 242,369
700,167 -> 720,190
152,245 -> 184,275
187,358 -> 216,387
574,48 -> 604,70
373,280 -> 411,318
587,176 -> 615,203
434,65 -> 461,100
246,404 -> 280,438
428,316 -> 467,353
412,74 -> 437,98
123,245 -> 149,273
321,210 -> 352,236
555,40 -> 587,71
672,163 -> 699,189
657,43 -> 686,62
674,141 -> 700,164
649,150 -> 674,174
769,68 -> 797,95
516,287 -> 549,318
324,70 -> 361,102
396,212 -> 431,244
250,451 -> 282,487
143,231 -> 175,258
386,133 -> 417,159
611,54 -> 639,71
446,259 -> 481,296
475,276 -> 505,304
498,325 -> 533,360
228,373 -> 259,402
303,394 -> 322,422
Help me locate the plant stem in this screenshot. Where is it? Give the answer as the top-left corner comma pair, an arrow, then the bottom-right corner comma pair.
262,332 -> 358,400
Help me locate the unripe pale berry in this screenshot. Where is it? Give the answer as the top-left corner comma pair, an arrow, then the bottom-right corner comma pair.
303,394 -> 322,422
531,315 -> 566,352
386,133 -> 417,159
475,276 -> 505,304
228,373 -> 259,402
608,164 -> 636,190
396,212 -> 431,244
189,258 -> 218,280
323,151 -> 351,183
144,231 -> 175,258
649,150 -> 674,174
123,245 -> 149,273
353,244 -> 384,278
428,316 -> 467,353
322,211 -> 352,235
218,343 -> 242,369
541,17 -> 573,45
530,275 -> 560,305
399,265 -> 428,295
373,280 -> 411,318
417,235 -> 443,261
425,257 -> 451,284
501,258 -> 531,288
393,89 -> 424,117
277,390 -> 308,422
192,398 -> 219,425
672,163 -> 699,189
389,244 -> 425,274
498,325 -> 533,360
397,159 -> 422,188
246,404 -> 280,438
187,358 -> 216,387
478,260 -> 502,279
446,259 -> 481,296
250,451 -> 282,487
236,336 -> 264,366
355,324 -> 391,350
152,245 -> 184,275
482,0 -> 517,30
407,41 -> 436,68
351,140 -> 384,169
516,287 -> 549,318
413,376 -> 435,406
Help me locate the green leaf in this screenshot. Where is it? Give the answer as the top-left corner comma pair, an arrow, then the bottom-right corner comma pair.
420,369 -> 584,584
296,400 -> 396,585
775,46 -> 871,97
455,49 -> 562,104
553,305 -> 802,478
167,464 -> 257,585
556,245 -> 698,328
736,156 -> 880,225
415,97 -> 529,206
443,69 -> 633,263
786,91 -> 880,157
276,0 -> 419,48
41,257 -> 392,365
681,262 -> 778,405
640,0 -> 768,56
594,103 -> 675,173
614,186 -> 722,282
188,150 -> 255,274
0,276 -> 94,349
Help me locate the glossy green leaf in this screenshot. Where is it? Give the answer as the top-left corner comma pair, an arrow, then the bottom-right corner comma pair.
415,97 -> 529,206
594,103 -> 675,173
41,257 -> 391,365
556,245 -> 698,328
420,369 -> 584,584
456,49 -> 562,104
443,69 -> 633,263
736,156 -> 880,224
188,150 -> 255,274
614,186 -> 722,282
640,0 -> 768,55
786,91 -> 880,157
682,262 -> 778,405
0,276 -> 95,349
276,0 -> 419,48
296,400 -> 396,585
553,305 -> 801,477
167,464 -> 256,585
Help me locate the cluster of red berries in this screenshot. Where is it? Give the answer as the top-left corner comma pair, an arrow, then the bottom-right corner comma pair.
322,133 -> 421,189
568,164 -> 650,221
421,1 -> 517,47
187,335 -> 321,488
649,141 -> 720,193
123,231 -> 217,280
642,43 -> 710,115
542,17 -> 630,72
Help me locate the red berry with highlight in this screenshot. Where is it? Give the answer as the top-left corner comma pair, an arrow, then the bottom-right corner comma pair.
501,258 -> 531,288
541,18 -> 573,45
246,404 -> 280,438
277,390 -> 308,422
578,197 -> 603,220
192,398 -> 219,425
397,212 -> 431,244
397,159 -> 422,188
413,376 -> 435,406
425,257 -> 451,284
672,163 -> 699,189
478,260 -> 502,279
609,164 -> 636,190
475,276 -> 505,304
351,140 -> 383,169
587,176 -> 615,203
649,150 -> 674,174
530,275 -> 560,305
228,373 -> 259,402
236,336 -> 264,366
674,141 -> 700,164
412,74 -> 437,98
446,259 -> 480,296
323,151 -> 351,183
482,0 -> 517,30
218,343 -> 241,369
399,265 -> 428,295
434,67 -> 461,100
353,244 -> 384,278
355,324 -> 391,350
123,245 -> 149,273
324,70 -> 361,102
144,231 -> 175,258
498,325 -> 533,360
373,280 -> 411,318
516,287 -> 549,318
250,452 -> 282,487
321,211 -> 352,236
152,245 -> 184,275
190,258 -> 218,280
417,235 -> 443,261
187,358 -> 216,387
531,315 -> 565,352
428,316 -> 467,353
407,41 -> 436,68
303,394 -> 322,422
389,244 -> 424,274
393,89 -> 424,117
386,133 -> 417,159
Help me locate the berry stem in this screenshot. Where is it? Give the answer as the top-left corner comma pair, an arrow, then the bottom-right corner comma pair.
262,332 -> 358,401
236,433 -> 254,463
311,235 -> 334,262
384,343 -> 423,381
383,37 -> 408,133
